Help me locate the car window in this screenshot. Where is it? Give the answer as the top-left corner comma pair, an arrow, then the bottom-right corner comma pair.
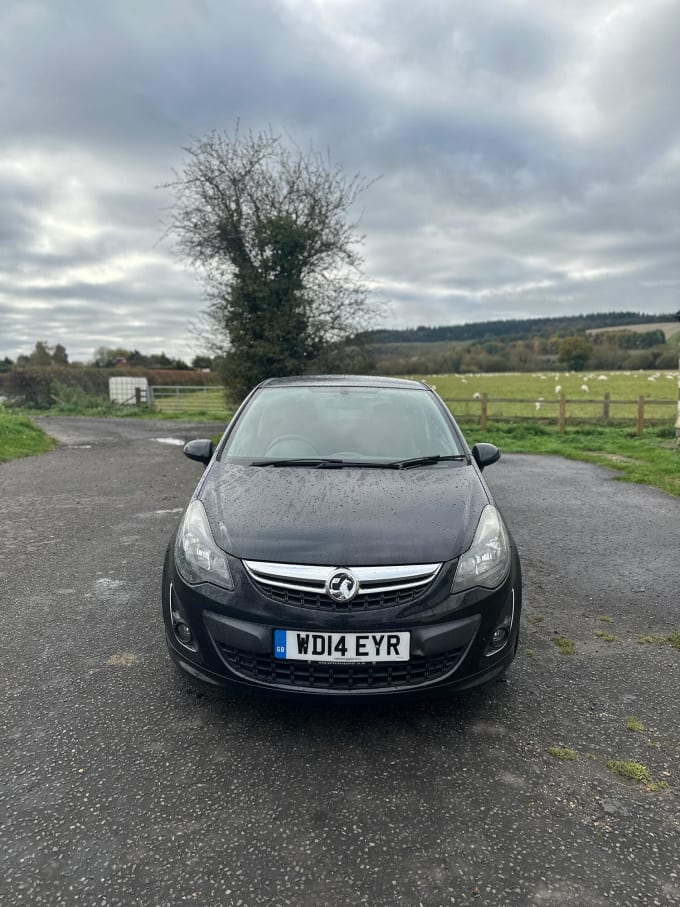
223,386 -> 462,459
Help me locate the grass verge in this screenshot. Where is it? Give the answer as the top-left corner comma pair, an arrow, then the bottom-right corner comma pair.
0,409 -> 57,463
463,422 -> 680,498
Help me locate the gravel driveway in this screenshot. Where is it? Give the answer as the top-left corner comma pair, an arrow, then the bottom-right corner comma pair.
1,416 -> 679,906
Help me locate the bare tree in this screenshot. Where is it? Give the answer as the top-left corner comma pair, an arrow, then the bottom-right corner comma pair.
162,126 -> 377,400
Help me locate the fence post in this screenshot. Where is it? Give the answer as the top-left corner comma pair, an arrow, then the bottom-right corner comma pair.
603,391 -> 610,421
480,393 -> 488,431
636,395 -> 645,436
558,393 -> 566,434
134,387 -> 142,406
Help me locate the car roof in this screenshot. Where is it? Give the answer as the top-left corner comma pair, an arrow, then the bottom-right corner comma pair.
258,375 -> 430,390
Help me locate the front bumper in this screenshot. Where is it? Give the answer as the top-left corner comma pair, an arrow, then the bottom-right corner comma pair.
162,546 -> 521,700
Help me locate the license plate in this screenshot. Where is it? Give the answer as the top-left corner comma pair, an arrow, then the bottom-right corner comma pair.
274,630 -> 410,662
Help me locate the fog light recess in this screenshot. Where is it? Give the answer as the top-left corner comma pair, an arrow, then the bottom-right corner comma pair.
490,627 -> 508,648
484,589 -> 516,657
169,583 -> 199,652
175,621 -> 193,645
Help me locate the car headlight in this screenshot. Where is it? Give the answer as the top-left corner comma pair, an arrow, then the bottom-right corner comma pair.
175,500 -> 234,590
452,505 -> 511,593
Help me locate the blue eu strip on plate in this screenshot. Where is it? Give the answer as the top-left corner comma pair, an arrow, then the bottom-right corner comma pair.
274,629 -> 287,659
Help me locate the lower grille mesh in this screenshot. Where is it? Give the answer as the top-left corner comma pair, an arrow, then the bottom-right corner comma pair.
218,644 -> 465,690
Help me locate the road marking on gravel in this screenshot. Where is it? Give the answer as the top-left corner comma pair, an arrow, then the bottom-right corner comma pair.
155,508 -> 183,514
154,438 -> 185,445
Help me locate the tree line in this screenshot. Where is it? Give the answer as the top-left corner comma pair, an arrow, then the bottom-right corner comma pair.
367,312 -> 676,345
0,342 -> 222,372
374,329 -> 679,375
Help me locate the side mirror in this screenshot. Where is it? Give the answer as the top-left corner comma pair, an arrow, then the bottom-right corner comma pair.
471,442 -> 500,471
183,438 -> 214,465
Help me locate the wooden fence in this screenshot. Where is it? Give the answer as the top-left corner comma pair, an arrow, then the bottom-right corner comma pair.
444,393 -> 677,435
144,385 -> 675,435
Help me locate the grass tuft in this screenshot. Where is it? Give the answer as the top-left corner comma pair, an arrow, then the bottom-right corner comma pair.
547,746 -> 578,762
594,629 -> 619,643
626,716 -> 645,733
607,760 -> 652,784
636,633 -> 680,650
552,636 -> 576,655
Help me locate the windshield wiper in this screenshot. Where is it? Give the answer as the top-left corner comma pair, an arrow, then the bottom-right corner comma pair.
386,454 -> 468,469
249,458 -> 402,469
250,458 -> 346,468
250,455 -> 467,469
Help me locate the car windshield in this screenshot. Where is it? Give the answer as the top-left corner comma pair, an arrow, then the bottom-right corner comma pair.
222,385 -> 463,461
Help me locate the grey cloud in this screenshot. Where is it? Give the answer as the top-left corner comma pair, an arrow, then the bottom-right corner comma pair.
0,0 -> 678,362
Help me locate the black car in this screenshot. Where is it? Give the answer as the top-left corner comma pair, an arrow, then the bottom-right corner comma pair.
162,375 -> 521,699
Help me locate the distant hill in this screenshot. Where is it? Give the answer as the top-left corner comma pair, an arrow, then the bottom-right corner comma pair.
367,312 -> 676,345
587,322 -> 680,340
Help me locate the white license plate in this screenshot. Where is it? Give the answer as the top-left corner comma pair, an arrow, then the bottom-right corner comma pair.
274,630 -> 410,662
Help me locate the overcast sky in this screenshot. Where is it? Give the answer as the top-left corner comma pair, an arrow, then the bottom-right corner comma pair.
1,0 -> 679,362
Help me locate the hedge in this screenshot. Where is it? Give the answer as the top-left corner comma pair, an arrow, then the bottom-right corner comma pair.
0,367 -> 220,407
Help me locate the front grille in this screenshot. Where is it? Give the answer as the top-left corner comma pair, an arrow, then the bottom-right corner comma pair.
218,644 -> 465,690
254,583 -> 421,611
243,560 -> 442,612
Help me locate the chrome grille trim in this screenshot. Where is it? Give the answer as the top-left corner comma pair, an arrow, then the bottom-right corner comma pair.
242,560 -> 441,595
242,560 -> 442,611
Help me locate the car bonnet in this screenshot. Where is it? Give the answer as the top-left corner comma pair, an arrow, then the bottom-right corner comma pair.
198,461 -> 489,566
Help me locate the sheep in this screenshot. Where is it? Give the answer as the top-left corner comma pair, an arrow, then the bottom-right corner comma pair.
598,375 -> 608,381
535,401 -> 542,411
473,392 -> 481,400
555,385 -> 562,395
581,384 -> 589,392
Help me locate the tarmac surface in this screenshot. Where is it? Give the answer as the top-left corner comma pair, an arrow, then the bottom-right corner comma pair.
1,416 -> 679,906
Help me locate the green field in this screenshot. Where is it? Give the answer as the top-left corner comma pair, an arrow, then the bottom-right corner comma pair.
412,369 -> 679,424
150,368 -> 679,429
